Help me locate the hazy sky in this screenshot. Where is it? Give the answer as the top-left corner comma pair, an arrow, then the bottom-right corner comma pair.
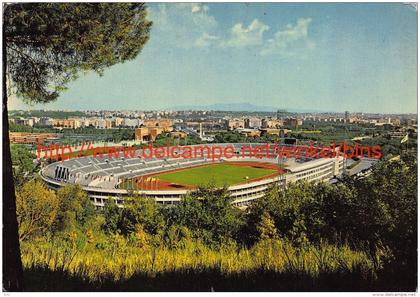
10,3 -> 418,113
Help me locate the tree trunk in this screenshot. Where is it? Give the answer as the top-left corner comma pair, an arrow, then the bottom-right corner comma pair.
3,21 -> 24,291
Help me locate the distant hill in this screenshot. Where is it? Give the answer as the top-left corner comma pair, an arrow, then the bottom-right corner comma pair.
172,103 -> 320,113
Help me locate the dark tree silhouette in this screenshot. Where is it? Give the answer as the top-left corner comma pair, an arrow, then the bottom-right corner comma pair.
3,3 -> 151,290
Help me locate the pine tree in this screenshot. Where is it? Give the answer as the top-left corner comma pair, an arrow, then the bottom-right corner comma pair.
3,4 -> 151,290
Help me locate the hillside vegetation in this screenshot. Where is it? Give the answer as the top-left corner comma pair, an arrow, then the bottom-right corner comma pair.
15,153 -> 417,291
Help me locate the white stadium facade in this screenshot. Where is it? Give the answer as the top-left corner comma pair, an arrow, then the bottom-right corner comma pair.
40,143 -> 345,208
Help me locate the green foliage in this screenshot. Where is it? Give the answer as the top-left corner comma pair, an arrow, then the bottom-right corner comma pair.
214,132 -> 247,143
10,144 -> 36,187
153,133 -> 203,146
16,182 -> 96,240
8,122 -> 59,133
3,3 -> 152,291
5,3 -> 152,103
165,187 -> 245,245
103,198 -> 121,234
257,211 -> 277,240
360,135 -> 417,157
16,180 -> 59,240
15,151 -> 417,290
9,110 -> 86,119
119,196 -> 164,236
359,152 -> 417,273
55,185 -> 95,232
20,235 -> 377,290
246,155 -> 417,286
112,128 -> 135,142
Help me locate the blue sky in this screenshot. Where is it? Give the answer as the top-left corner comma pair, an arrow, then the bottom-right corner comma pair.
10,3 -> 418,113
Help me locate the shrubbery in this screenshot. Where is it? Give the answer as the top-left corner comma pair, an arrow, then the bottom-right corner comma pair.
16,153 -> 417,291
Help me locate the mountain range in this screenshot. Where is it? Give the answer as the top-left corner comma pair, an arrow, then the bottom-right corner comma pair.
172,103 -> 322,113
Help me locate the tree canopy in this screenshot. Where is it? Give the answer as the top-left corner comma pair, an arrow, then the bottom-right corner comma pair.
3,3 -> 152,290
4,3 -> 152,103
15,154 -> 418,290
10,145 -> 36,186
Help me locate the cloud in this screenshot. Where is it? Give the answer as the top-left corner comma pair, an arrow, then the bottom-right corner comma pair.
149,4 -> 313,57
194,33 -> 219,48
191,3 -> 208,13
260,18 -> 314,56
221,19 -> 269,48
191,4 -> 201,13
150,3 -> 218,48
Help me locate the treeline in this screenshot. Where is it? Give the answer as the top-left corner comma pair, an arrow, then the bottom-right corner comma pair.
360,135 -> 417,156
213,131 -> 280,144
9,110 -> 86,119
153,133 -> 203,146
62,127 -> 135,143
8,122 -> 59,133
15,153 -> 417,291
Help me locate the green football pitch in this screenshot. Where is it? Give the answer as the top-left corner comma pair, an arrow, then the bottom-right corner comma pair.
153,163 -> 278,188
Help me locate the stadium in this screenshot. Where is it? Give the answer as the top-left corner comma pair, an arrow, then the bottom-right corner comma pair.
40,143 -> 345,208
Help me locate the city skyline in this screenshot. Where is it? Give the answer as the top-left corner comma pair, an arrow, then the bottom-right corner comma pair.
9,3 -> 418,114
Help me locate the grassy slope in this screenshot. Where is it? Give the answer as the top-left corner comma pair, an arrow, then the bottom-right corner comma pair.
21,238 -> 383,291
154,163 -> 277,187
